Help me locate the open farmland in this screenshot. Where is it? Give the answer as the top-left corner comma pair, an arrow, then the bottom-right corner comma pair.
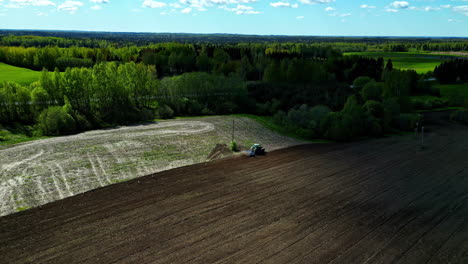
0,116 -> 302,216
1,112 -> 468,263
0,63 -> 40,85
344,52 -> 448,73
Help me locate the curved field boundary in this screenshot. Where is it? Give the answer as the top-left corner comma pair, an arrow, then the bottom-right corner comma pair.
0,116 -> 303,217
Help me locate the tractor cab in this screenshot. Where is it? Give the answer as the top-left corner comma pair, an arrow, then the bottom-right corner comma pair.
248,144 -> 266,157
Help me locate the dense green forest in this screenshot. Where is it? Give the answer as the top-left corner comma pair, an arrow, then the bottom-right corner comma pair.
1,32 -> 467,141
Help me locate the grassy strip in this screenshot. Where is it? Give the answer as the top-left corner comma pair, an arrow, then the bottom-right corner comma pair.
416,107 -> 462,113
159,114 -> 330,143
0,134 -> 49,148
343,52 -> 445,73
232,114 -> 332,143
0,63 -> 41,86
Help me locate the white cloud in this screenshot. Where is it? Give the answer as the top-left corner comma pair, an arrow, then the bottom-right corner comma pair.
453,5 -> 468,16
390,1 -> 409,9
360,4 -> 375,9
222,4 -> 260,14
170,2 -> 182,8
386,8 -> 398,12
58,1 -> 83,13
180,0 -> 257,9
296,15 -> 304,19
90,0 -> 108,3
142,0 -> 166,8
90,4 -> 100,9
270,2 -> 297,8
297,0 -> 334,5
408,6 -> 442,12
424,6 -> 440,11
8,0 -> 56,7
325,6 -> 334,11
181,6 -> 191,12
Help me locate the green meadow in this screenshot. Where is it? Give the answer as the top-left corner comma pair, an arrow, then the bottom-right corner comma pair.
343,52 -> 449,74
434,83 -> 468,106
0,63 -> 41,85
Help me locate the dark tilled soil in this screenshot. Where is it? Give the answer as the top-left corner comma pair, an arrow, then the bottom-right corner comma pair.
1,112 -> 467,264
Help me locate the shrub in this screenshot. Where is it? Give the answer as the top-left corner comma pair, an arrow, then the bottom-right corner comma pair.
363,100 -> 384,119
157,105 -> 174,119
201,106 -> 214,116
0,130 -> 9,142
310,105 -> 331,124
322,96 -> 368,141
361,81 -> 383,101
396,113 -> 422,131
38,106 -> 76,136
383,97 -> 400,128
353,76 -> 374,92
186,100 -> 203,116
411,96 -> 449,110
273,110 -> 288,125
415,81 -> 440,96
218,101 -> 238,114
230,141 -> 238,152
74,113 -> 93,131
256,99 -> 281,115
288,104 -> 313,128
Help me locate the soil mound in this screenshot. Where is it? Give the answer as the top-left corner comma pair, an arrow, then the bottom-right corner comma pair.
206,144 -> 232,161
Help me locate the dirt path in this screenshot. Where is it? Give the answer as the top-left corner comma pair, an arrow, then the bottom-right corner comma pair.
0,114 -> 467,263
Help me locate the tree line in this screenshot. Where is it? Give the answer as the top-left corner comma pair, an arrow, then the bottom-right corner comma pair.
0,37 -> 455,141
434,59 -> 468,84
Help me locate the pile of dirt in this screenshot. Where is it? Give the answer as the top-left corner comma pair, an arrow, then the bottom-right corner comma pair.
206,144 -> 233,161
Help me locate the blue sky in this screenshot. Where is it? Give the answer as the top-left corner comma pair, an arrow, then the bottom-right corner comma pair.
0,0 -> 467,36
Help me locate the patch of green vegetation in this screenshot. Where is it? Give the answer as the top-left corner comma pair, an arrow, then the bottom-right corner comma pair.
0,63 -> 41,85
344,52 -> 447,73
410,95 -> 450,110
16,206 -> 30,212
0,130 -> 48,148
434,83 -> 468,106
416,107 -> 462,113
110,178 -> 131,184
233,114 -> 332,143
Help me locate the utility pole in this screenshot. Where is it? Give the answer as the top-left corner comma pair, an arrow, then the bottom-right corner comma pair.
231,119 -> 235,142
421,126 -> 425,147
415,122 -> 419,138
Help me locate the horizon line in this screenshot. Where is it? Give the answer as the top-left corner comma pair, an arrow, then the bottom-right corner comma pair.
1,28 -> 468,39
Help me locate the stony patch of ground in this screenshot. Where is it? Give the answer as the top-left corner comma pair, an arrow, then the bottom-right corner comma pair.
0,116 -> 302,216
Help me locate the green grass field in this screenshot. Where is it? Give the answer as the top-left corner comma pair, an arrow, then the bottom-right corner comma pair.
0,63 -> 41,86
434,83 -> 468,106
343,52 -> 448,74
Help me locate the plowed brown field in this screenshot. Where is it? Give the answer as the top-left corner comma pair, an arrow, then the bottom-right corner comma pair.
1,112 -> 467,264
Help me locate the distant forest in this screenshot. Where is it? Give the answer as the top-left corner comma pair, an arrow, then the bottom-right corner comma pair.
1,30 -> 468,51
1,31 -> 467,141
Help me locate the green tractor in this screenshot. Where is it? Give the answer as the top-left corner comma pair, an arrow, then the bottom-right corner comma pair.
248,144 -> 266,157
